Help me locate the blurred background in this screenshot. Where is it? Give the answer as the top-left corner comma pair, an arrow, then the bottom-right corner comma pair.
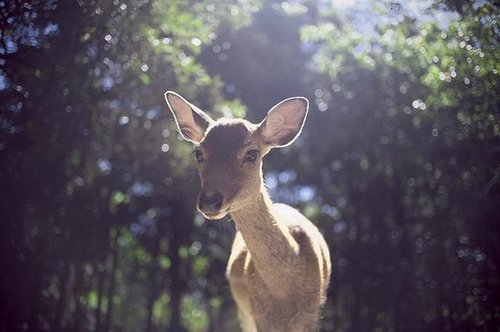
1,0 -> 499,331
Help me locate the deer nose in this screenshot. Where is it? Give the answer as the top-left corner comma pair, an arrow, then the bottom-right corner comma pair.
198,190 -> 223,212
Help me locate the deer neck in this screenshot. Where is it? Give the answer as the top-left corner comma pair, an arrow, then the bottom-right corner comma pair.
230,188 -> 273,226
230,187 -> 299,296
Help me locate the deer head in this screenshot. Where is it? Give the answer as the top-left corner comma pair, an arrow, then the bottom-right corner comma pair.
165,91 -> 308,220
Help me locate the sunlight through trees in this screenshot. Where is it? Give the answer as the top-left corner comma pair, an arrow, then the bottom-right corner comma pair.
1,0 -> 498,331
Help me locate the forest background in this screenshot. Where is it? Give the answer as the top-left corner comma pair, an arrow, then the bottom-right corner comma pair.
1,0 -> 499,331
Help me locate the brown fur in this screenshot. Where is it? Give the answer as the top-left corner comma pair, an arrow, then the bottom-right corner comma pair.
165,92 -> 331,331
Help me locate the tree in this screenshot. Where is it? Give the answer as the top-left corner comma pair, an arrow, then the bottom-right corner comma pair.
1,0 -> 256,331
1,0 -> 498,331
299,0 -> 499,330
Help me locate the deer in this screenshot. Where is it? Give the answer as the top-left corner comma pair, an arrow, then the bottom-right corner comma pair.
165,91 -> 331,332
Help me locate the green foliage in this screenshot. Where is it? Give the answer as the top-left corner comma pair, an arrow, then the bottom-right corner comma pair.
297,1 -> 499,330
153,293 -> 171,326
1,0 -> 498,331
181,295 -> 209,331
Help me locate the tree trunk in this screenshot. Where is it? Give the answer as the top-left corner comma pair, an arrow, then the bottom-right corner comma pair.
53,257 -> 70,332
392,172 -> 415,331
72,263 -> 85,332
95,227 -> 110,332
144,233 -> 161,332
104,229 -> 121,332
94,263 -> 105,332
168,201 -> 188,332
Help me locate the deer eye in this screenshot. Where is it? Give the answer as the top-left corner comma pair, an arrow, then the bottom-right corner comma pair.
243,149 -> 259,163
193,149 -> 204,162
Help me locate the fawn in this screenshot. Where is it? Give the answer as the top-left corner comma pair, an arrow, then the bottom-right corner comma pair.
165,91 -> 331,331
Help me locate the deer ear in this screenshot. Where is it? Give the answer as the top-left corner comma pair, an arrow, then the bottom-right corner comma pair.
258,97 -> 309,148
165,91 -> 214,144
